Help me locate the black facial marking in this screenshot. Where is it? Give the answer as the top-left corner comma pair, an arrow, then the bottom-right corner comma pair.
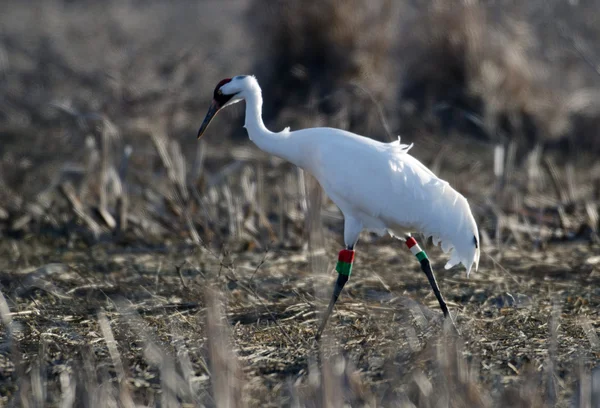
213,78 -> 234,107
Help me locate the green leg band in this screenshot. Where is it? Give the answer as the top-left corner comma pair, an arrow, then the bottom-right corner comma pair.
336,261 -> 353,276
416,251 -> 428,262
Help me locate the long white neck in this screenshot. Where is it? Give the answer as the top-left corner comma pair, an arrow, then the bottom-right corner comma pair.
242,81 -> 307,168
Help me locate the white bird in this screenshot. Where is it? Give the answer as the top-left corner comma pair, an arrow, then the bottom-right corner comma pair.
197,75 -> 480,339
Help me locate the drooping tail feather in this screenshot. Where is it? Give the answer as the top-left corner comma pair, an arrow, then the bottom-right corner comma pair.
418,184 -> 480,276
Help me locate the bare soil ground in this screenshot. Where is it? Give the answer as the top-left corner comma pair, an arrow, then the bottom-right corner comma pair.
0,233 -> 599,406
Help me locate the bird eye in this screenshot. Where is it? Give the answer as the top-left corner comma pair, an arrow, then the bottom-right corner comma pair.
217,90 -> 223,95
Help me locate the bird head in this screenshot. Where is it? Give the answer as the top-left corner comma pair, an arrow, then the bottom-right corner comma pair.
197,76 -> 249,139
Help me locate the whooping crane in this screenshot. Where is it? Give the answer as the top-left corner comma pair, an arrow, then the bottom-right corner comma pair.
197,75 -> 480,339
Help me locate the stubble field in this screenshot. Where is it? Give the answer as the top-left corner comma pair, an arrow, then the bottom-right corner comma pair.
1,1 -> 599,406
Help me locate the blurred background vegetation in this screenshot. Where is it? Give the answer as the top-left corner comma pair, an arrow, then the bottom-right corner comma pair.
1,0 -> 600,248
1,0 -> 599,406
1,0 -> 600,246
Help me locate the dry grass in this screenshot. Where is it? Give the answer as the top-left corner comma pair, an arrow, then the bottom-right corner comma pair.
396,0 -> 600,155
0,238 -> 599,406
0,0 -> 600,406
250,0 -> 397,139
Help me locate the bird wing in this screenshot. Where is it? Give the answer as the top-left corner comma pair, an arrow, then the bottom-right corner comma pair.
311,131 -> 479,275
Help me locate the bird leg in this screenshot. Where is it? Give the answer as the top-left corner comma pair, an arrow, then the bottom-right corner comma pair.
405,236 -> 452,319
315,248 -> 354,340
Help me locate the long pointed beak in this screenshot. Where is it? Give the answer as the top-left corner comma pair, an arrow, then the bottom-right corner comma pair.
197,100 -> 221,139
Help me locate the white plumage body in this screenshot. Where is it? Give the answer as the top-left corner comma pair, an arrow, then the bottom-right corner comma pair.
279,127 -> 480,275
201,75 -> 481,276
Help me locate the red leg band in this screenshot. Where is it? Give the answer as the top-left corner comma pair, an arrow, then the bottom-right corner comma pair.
338,249 -> 355,263
406,237 -> 417,249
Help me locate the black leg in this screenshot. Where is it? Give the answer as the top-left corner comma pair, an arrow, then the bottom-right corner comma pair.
419,258 -> 450,318
315,247 -> 354,341
315,273 -> 348,341
406,236 -> 458,332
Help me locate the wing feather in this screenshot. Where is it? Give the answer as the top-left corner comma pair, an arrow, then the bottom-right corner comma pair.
304,129 -> 480,275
